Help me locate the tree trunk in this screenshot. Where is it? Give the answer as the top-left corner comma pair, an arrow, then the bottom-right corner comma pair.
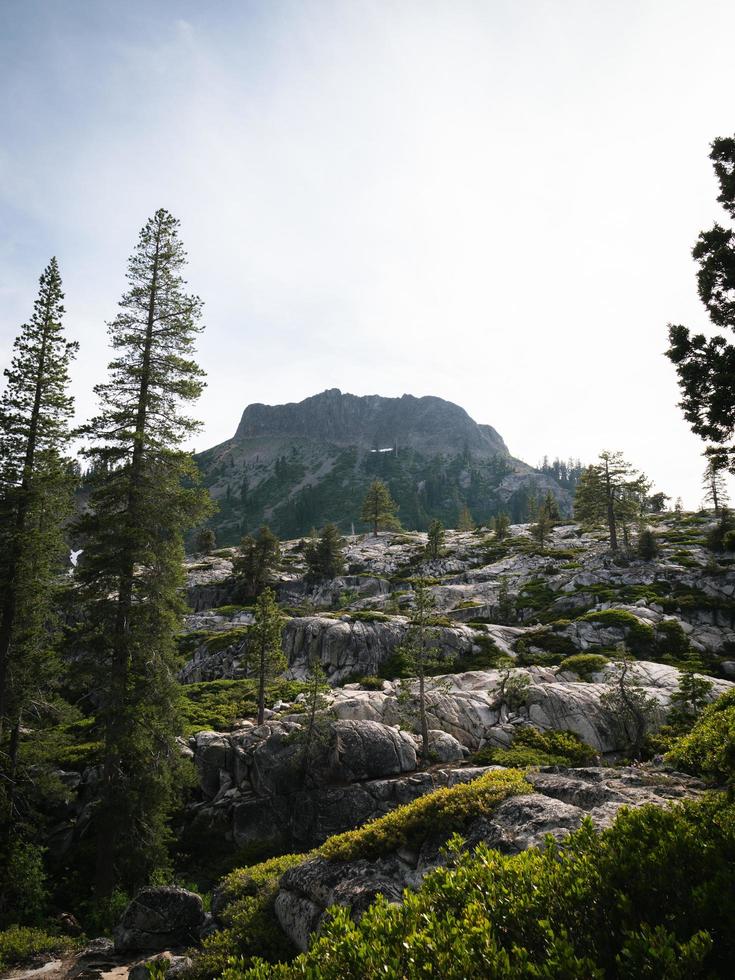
257,651 -> 266,726
95,230 -> 161,899
418,661 -> 429,763
0,299 -> 52,737
604,460 -> 618,551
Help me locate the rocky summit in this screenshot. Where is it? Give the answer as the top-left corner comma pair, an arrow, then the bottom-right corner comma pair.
194,389 -> 573,542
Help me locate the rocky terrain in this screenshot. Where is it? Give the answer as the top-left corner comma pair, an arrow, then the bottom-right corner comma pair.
193,388 -> 572,542
171,511 -> 734,855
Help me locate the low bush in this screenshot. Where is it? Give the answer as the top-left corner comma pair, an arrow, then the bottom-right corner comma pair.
578,609 -> 655,656
665,689 -> 735,784
558,653 -> 610,680
473,727 -> 598,768
319,769 -> 530,862
190,854 -> 306,978
356,676 -> 385,690
0,926 -> 75,969
181,679 -> 310,734
238,793 -> 735,979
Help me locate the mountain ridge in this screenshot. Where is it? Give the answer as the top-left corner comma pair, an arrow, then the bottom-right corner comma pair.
195,389 -> 573,544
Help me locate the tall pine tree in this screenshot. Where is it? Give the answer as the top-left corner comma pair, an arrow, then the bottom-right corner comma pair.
75,210 -> 211,898
0,258 -> 77,848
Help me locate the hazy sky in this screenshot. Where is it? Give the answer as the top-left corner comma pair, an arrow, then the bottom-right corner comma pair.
2,0 -> 734,506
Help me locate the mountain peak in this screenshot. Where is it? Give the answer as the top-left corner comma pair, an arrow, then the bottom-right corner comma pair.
235,389 -> 510,458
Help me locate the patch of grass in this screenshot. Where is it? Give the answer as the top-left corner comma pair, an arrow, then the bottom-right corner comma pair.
0,927 -> 76,969
215,604 -> 254,617
319,769 -> 530,862
578,609 -> 655,656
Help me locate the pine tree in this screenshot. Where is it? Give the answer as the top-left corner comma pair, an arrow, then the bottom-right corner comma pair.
396,580 -> 451,762
0,258 -> 77,847
305,523 -> 345,580
574,452 -> 649,551
667,136 -> 735,473
360,479 -> 399,537
702,453 -> 730,514
532,508 -> 552,550
235,525 -> 281,596
425,518 -> 445,560
542,489 -> 560,521
74,209 -> 211,898
492,512 -> 510,541
457,505 -> 475,531
637,527 -> 659,560
247,587 -> 286,725
195,527 -> 216,554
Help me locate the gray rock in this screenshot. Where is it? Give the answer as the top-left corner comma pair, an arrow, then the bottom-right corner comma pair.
114,887 -> 206,953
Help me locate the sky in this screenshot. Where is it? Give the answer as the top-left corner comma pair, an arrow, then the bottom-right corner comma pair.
1,0 -> 734,507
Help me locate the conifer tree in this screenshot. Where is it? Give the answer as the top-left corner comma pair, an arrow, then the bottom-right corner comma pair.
457,505 -> 475,531
195,527 -> 216,554
305,523 -> 345,580
667,136 -> 735,473
235,525 -> 281,596
542,489 -> 560,521
247,587 -> 286,725
492,512 -> 510,541
0,258 -> 77,843
574,452 -> 649,551
702,453 -> 730,514
532,507 -> 552,550
74,209 -> 211,898
360,479 -> 399,536
397,580 -> 451,761
425,518 -> 445,560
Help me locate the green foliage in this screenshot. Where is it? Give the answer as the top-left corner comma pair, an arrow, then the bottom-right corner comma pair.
360,479 -> 400,536
600,652 -> 661,758
203,627 -> 251,655
0,926 -> 75,969
319,769 -> 530,862
491,669 -> 531,712
0,840 -> 48,927
74,208 -> 212,898
304,523 -> 345,581
356,676 -> 385,690
239,794 -> 735,979
706,509 -> 735,553
344,610 -> 391,623
457,505 -> 475,531
666,689 -> 735,784
235,526 -> 281,597
425,518 -> 445,560
473,727 -> 597,768
246,589 -> 287,725
558,653 -> 610,679
180,679 -> 310,734
491,511 -> 510,541
667,136 -> 735,473
637,528 -> 659,559
579,609 -> 655,656
190,853 -> 306,978
196,528 -> 217,554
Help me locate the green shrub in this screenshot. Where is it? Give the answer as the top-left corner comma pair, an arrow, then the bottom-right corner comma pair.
0,842 -> 48,927
579,609 -> 655,656
190,854 -> 306,978
319,769 -> 530,862
237,794 -> 735,979
345,611 -> 392,623
473,727 -> 597,768
558,653 -> 610,680
356,676 -> 385,690
204,627 -> 251,654
215,604 -> 254,617
666,689 -> 735,784
181,679 -> 310,734
0,926 -> 75,968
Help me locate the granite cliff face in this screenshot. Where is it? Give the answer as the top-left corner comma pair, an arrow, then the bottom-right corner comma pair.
194,389 -> 571,543
234,389 -> 510,458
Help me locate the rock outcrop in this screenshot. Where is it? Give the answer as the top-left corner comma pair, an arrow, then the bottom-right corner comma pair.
114,887 -> 207,953
272,766 -> 707,950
